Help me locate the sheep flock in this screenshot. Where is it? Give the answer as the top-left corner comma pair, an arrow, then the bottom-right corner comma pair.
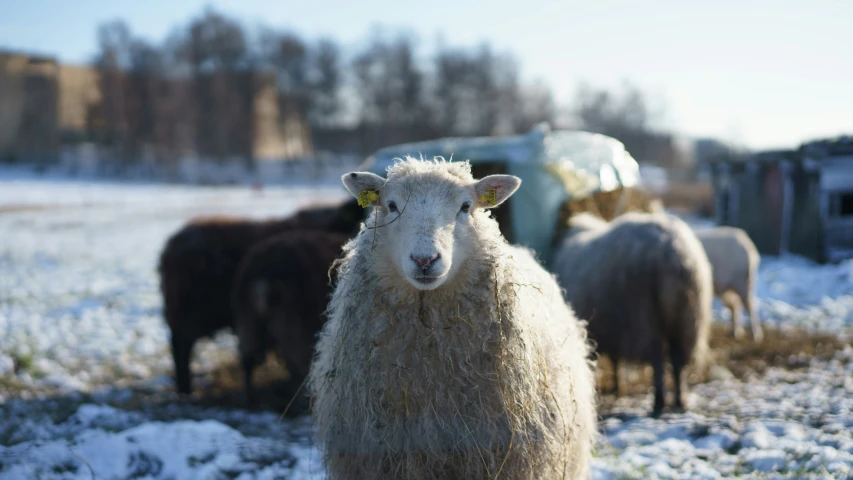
151,155 -> 770,479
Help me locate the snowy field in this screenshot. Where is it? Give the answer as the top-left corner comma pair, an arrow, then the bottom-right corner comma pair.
1,177 -> 852,479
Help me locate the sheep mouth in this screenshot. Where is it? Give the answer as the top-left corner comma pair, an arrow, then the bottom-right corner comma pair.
412,274 -> 446,285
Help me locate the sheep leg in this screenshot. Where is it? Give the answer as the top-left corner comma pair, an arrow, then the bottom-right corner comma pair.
742,290 -> 764,343
669,340 -> 686,412
171,333 -> 194,395
724,293 -> 745,339
651,343 -> 666,417
610,355 -> 620,397
241,355 -> 257,407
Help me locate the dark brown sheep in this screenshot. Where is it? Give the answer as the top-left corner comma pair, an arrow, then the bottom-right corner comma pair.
158,198 -> 362,395
231,230 -> 348,406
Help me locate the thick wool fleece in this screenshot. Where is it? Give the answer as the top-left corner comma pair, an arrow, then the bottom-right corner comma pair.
554,212 -> 713,369
308,159 -> 596,480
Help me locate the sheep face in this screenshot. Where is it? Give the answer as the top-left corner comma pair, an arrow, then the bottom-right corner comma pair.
342,163 -> 520,291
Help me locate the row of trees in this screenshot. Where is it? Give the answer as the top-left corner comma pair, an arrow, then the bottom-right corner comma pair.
573,82 -> 691,169
85,7 -> 681,167
90,10 -> 340,163
87,8 -> 559,164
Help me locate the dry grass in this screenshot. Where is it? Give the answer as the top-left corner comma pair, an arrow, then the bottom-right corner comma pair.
194,323 -> 849,417
595,323 -> 849,411
553,182 -> 714,238
553,187 -> 660,243
706,324 -> 845,377
194,352 -> 308,414
0,204 -> 63,214
660,180 -> 714,217
564,187 -> 659,222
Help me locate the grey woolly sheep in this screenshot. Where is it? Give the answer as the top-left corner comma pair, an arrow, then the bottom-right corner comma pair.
158,198 -> 362,395
553,211 -> 713,417
308,157 -> 597,480
231,230 -> 348,407
695,226 -> 763,342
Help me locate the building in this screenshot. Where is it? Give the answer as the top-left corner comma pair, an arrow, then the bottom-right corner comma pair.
710,136 -> 853,263
57,64 -> 101,138
0,49 -> 312,167
251,75 -> 312,162
0,51 -> 60,163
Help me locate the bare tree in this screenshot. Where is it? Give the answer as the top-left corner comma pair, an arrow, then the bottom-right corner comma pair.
179,8 -> 255,164
92,20 -> 132,160
512,81 -> 556,133
432,44 -> 522,137
185,8 -> 250,73
575,83 -> 651,139
353,31 -> 432,148
573,83 -> 688,168
123,39 -> 165,161
259,29 -> 311,122
308,39 -> 341,127
79,10 -> 569,166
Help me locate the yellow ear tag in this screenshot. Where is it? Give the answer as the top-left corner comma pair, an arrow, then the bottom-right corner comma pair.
357,189 -> 379,208
479,188 -> 497,207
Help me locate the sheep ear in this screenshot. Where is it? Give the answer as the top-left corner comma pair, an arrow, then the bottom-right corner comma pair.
342,172 -> 386,207
474,175 -> 521,208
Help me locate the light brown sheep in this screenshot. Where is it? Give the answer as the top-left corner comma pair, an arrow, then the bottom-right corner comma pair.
695,226 -> 763,342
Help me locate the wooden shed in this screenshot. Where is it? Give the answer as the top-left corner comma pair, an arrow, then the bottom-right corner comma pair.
710,136 -> 853,263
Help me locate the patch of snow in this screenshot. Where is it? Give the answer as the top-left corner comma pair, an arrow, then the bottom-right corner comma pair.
744,448 -> 788,472
0,179 -> 347,395
1,181 -> 851,479
694,430 -> 737,451
0,354 -> 13,375
593,348 -> 853,478
0,419 -> 318,479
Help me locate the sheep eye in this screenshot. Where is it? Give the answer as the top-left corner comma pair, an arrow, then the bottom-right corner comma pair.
460,202 -> 470,213
388,201 -> 398,213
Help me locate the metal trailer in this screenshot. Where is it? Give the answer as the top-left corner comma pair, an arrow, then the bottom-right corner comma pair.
359,124 -> 643,265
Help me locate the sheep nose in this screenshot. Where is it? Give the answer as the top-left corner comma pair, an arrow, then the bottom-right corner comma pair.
411,253 -> 440,270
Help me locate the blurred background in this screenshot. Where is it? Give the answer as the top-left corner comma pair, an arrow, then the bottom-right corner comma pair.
2,2 -> 853,478
2,1 -> 850,188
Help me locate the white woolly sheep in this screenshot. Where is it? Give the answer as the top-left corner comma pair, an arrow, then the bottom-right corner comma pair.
695,226 -> 763,342
307,157 -> 597,480
553,212 -> 713,417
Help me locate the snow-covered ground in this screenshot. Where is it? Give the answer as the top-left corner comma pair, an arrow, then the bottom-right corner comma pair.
1,177 -> 851,479
0,177 -> 349,397
593,346 -> 853,479
682,214 -> 853,337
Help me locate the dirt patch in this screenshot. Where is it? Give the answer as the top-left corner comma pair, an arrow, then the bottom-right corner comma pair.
195,353 -> 307,415
194,324 -> 849,416
595,324 -> 850,411
706,324 -> 844,377
1,351 -> 306,418
0,202 -> 103,215
0,204 -> 62,215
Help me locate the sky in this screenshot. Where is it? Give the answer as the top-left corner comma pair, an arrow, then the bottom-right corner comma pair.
1,0 -> 851,150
